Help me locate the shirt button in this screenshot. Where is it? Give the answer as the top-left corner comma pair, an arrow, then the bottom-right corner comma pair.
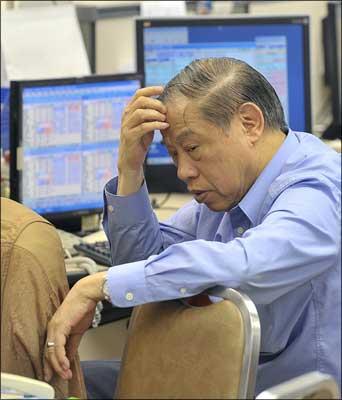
237,227 -> 245,235
180,287 -> 187,295
125,292 -> 134,301
108,205 -> 114,213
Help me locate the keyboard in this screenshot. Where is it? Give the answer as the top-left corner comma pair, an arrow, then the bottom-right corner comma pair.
74,241 -> 112,266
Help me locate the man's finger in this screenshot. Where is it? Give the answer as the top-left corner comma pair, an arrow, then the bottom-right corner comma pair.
43,358 -> 53,382
54,333 -> 71,374
66,333 -> 83,363
127,86 -> 164,106
125,109 -> 167,130
127,96 -> 167,114
131,121 -> 170,139
45,343 -> 69,380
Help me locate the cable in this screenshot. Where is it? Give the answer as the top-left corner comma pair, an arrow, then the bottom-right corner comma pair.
151,193 -> 172,209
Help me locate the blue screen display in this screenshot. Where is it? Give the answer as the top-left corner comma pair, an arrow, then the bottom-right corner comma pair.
143,21 -> 308,165
1,87 -> 10,152
20,79 -> 141,215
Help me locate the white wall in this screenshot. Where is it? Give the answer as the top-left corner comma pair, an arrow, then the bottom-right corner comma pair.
1,0 -> 332,132
1,3 -> 90,80
96,17 -> 137,75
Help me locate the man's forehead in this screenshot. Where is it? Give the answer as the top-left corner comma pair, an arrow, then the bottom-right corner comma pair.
161,127 -> 198,147
165,96 -> 200,120
161,98 -> 205,144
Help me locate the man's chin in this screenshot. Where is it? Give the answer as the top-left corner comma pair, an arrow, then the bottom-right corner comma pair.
205,202 -> 229,212
195,196 -> 231,212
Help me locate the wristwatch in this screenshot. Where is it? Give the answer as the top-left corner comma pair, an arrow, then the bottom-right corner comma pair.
101,274 -> 112,303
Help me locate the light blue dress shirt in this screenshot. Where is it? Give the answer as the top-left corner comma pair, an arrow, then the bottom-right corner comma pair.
102,130 -> 341,394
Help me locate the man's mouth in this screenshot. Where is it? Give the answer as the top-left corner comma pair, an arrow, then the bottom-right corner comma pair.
190,190 -> 210,203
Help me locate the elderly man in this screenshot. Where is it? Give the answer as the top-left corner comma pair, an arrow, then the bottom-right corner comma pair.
44,57 -> 341,397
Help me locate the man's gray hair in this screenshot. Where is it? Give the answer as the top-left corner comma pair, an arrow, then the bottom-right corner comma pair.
159,57 -> 288,133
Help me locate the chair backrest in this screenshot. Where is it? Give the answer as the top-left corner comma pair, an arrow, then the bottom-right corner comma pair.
256,371 -> 341,399
115,288 -> 260,399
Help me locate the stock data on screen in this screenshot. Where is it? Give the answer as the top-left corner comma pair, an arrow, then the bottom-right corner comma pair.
21,79 -> 140,214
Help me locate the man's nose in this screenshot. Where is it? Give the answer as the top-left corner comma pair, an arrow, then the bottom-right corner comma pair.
177,154 -> 199,182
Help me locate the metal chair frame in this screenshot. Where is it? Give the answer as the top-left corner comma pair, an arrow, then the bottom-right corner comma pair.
256,371 -> 341,399
205,287 -> 261,399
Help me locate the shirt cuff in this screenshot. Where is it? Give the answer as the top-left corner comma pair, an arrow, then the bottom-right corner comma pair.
107,261 -> 155,307
104,177 -> 153,225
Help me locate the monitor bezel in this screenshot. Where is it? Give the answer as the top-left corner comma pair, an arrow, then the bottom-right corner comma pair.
136,15 -> 312,193
10,72 -> 143,223
322,3 -> 341,139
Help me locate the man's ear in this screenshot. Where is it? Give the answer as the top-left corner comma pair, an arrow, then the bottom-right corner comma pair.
238,102 -> 264,144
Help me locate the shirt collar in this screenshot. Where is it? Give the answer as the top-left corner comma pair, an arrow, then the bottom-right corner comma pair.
238,129 -> 299,226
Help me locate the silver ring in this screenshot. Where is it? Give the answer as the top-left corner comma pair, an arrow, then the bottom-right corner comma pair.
47,341 -> 55,348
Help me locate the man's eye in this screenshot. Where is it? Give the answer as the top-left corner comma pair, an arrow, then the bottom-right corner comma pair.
186,146 -> 199,153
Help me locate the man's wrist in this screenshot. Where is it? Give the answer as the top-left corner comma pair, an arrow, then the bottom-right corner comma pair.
77,271 -> 108,303
117,168 -> 144,196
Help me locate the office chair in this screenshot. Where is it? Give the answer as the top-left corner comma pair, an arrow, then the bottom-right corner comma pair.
115,287 -> 260,399
256,371 -> 341,399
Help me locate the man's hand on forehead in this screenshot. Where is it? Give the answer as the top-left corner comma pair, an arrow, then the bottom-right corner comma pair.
117,85 -> 169,188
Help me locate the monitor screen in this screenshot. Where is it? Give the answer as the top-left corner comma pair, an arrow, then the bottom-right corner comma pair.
1,87 -> 10,152
136,16 -> 311,192
322,2 -> 341,139
10,74 -> 142,222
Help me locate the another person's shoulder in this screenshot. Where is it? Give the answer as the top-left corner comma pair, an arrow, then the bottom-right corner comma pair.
1,197 -> 48,225
1,198 -> 55,245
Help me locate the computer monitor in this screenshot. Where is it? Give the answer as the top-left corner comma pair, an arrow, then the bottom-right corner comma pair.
10,73 -> 142,233
322,2 -> 341,140
136,15 -> 312,192
1,87 -> 10,152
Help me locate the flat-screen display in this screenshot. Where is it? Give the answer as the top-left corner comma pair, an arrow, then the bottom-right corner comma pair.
1,87 -> 10,152
10,74 -> 142,220
136,16 -> 311,192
